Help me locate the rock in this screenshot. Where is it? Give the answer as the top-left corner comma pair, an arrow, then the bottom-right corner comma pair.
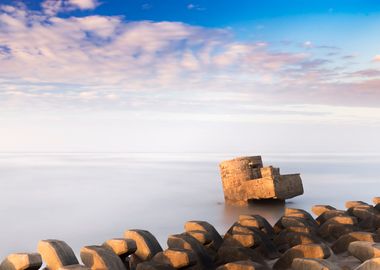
311,205 -> 336,216
273,244 -> 332,270
124,230 -> 163,261
332,232 -> 380,253
346,201 -> 369,209
348,241 -> 380,262
215,246 -> 266,267
184,221 -> 223,250
37,239 -> 79,270
103,238 -> 137,259
0,253 -> 42,270
354,257 -> 380,270
373,197 -> 380,205
80,245 -> 126,270
136,261 -> 175,270
185,230 -> 212,245
153,249 -> 196,269
219,156 -> 303,203
291,258 -> 340,270
167,233 -> 214,269
58,265 -> 90,270
216,260 -> 269,270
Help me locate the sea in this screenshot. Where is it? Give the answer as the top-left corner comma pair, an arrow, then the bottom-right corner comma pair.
0,152 -> 379,258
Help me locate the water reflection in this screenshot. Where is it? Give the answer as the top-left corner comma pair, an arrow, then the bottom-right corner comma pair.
223,199 -> 285,226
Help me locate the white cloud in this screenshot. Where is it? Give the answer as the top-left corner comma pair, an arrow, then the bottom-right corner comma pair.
41,0 -> 99,15
0,2 -> 379,117
187,3 -> 205,11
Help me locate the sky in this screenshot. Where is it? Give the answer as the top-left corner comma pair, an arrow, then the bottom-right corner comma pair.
0,0 -> 380,153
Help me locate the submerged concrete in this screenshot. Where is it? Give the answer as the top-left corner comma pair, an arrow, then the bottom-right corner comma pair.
219,156 -> 303,204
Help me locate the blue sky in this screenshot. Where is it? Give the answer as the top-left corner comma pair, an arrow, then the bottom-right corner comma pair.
0,0 -> 379,153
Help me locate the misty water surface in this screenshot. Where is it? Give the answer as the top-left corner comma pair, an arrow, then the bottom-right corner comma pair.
0,153 -> 379,258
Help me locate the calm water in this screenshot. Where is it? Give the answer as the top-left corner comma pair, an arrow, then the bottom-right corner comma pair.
0,153 -> 379,258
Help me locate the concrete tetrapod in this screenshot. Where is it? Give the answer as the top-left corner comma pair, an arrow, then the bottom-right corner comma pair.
216,260 -> 270,270
152,248 -> 196,269
80,245 -> 126,270
0,253 -> 42,270
184,221 -> 223,251
348,241 -> 380,262
273,244 -> 332,270
37,240 -> 79,270
124,230 -> 163,262
291,258 -> 340,270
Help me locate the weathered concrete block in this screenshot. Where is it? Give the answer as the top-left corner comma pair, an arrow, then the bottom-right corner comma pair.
291,258 -> 340,270
284,208 -> 318,227
346,201 -> 369,209
216,260 -> 269,270
185,230 -> 212,245
349,207 -> 377,221
311,205 -> 336,216
273,232 -> 321,250
358,214 -> 380,231
124,230 -> 163,261
184,221 -> 223,251
318,223 -> 356,240
225,224 -> 279,259
273,244 -> 331,270
219,156 -> 263,201
37,239 -> 79,270
224,233 -> 257,248
373,197 -> 380,205
135,261 -> 175,270
167,233 -> 214,269
58,265 -> 90,270
215,246 -> 266,267
318,216 -> 358,239
219,156 -> 303,203
354,257 -> 380,270
280,216 -> 315,229
286,226 -> 317,235
260,166 -> 280,178
153,249 -> 196,269
0,253 -> 42,270
238,215 -> 274,237
316,210 -> 348,224
103,238 -> 137,259
332,232 -> 380,254
80,245 -> 126,270
348,241 -> 380,262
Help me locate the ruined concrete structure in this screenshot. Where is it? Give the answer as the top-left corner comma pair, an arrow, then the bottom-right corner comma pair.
219,156 -> 303,204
